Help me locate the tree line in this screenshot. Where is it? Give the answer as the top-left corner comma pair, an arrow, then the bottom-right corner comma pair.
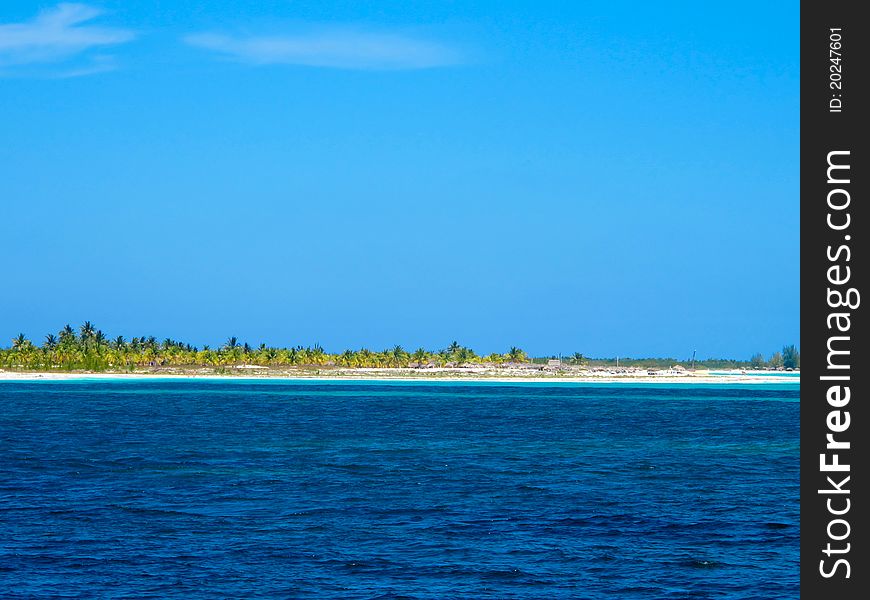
749,345 -> 800,370
1,323 -> 799,373
1,322 -> 529,371
580,347 -> 799,370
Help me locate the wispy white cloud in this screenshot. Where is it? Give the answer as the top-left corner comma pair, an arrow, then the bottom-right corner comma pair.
184,28 -> 463,70
53,54 -> 118,78
0,3 -> 133,73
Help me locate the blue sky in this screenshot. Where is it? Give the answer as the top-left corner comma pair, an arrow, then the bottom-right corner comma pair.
0,1 -> 799,358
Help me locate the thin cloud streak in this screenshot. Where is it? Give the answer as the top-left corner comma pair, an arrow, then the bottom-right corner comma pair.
184,28 -> 463,70
0,3 -> 133,69
53,54 -> 118,78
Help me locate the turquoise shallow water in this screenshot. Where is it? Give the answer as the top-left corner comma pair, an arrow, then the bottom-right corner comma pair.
708,371 -> 800,378
0,380 -> 799,598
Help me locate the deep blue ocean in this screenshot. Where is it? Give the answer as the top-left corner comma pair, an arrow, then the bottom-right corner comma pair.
0,380 -> 799,599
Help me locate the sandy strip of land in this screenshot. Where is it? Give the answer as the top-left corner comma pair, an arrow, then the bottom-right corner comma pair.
0,370 -> 800,384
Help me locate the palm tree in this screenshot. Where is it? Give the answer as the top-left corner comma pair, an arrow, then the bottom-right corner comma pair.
308,344 -> 325,365
264,347 -> 278,364
391,345 -> 408,367
412,347 -> 428,367
456,346 -> 471,365
44,334 -> 58,349
222,338 -> 241,365
358,348 -> 374,367
80,321 -> 95,340
12,333 -> 29,350
339,349 -> 356,367
507,347 -> 527,363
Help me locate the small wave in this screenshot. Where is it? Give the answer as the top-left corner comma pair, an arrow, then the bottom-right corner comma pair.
679,558 -> 724,569
517,484 -> 549,492
552,516 -> 594,527
109,504 -> 192,517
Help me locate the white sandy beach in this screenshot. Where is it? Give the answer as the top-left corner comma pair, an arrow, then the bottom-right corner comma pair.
0,369 -> 800,385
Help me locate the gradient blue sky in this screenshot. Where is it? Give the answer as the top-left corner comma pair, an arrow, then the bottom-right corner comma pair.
1,1 -> 798,358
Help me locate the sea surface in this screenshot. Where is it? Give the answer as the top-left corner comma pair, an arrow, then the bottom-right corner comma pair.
708,371 -> 800,378
0,380 -> 799,599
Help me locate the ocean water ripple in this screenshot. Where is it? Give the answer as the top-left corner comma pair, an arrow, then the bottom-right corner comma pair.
0,381 -> 798,598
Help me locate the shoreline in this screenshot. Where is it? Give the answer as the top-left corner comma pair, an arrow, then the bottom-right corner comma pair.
0,369 -> 800,385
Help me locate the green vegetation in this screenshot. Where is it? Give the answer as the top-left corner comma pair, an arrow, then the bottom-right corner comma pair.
782,345 -> 800,370
768,351 -> 784,370
583,345 -> 799,370
0,323 -> 799,373
1,324 -> 530,372
583,357 -> 748,369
